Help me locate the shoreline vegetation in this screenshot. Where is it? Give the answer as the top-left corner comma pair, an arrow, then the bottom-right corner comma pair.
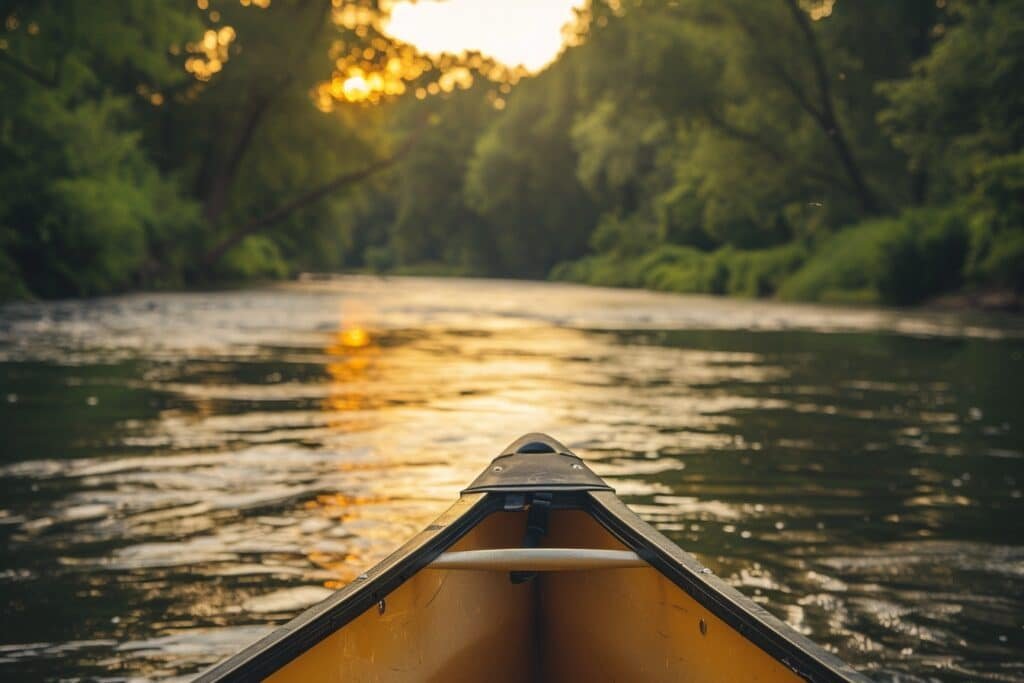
2,1 -> 1022,309
549,207 -> 1024,311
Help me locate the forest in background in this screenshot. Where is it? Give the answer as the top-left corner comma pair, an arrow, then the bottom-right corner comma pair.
1,0 -> 1022,306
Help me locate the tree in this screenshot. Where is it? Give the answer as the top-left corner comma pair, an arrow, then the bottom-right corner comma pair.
0,1 -> 201,296
881,0 -> 1024,290
465,57 -> 597,277
0,0 -> 504,295
388,81 -> 495,271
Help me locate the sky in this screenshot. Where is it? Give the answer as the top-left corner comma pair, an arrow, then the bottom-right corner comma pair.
384,0 -> 586,72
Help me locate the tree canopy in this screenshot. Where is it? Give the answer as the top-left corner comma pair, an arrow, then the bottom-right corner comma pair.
2,0 -> 1022,305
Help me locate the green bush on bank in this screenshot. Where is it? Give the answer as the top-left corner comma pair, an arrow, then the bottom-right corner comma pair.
965,153 -> 1024,291
554,207 -> 984,306
551,242 -> 808,297
718,245 -> 810,297
778,207 -> 968,305
971,227 -> 1024,292
364,245 -> 395,273
0,233 -> 29,300
220,236 -> 290,281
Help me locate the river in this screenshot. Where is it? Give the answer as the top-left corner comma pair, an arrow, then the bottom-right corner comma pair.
1,276 -> 1022,681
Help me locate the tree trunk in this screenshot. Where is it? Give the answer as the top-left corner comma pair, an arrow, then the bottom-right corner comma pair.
201,93 -> 277,223
782,0 -> 883,214
198,0 -> 332,224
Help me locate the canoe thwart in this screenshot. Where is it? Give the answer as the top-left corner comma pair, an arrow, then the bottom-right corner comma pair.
429,547 -> 645,571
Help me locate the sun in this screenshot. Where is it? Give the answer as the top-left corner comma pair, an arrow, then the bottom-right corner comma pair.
342,75 -> 370,100
317,0 -> 581,110
384,0 -> 586,72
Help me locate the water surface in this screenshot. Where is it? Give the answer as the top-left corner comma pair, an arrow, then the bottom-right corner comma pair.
1,277 -> 1022,681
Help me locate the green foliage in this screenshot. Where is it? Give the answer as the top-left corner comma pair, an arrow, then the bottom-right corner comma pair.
554,242 -> 807,298
588,213 -> 660,258
0,0 -> 426,299
874,209 -> 968,305
971,230 -> 1024,292
363,245 -> 394,274
877,1 -> 1024,293
720,244 -> 810,298
0,1 -> 200,298
879,1 -> 1024,196
3,90 -> 200,296
0,0 -> 1019,306
964,152 -> 1024,290
0,228 -> 29,300
389,89 -> 493,270
465,60 -> 597,277
779,208 -> 968,305
554,0 -> 1017,305
641,246 -> 728,294
220,236 -> 288,281
571,99 -> 670,214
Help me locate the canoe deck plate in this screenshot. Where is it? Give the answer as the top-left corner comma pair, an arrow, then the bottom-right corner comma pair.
462,452 -> 613,493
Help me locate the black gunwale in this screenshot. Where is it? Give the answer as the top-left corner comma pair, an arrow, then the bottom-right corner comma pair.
583,490 -> 870,683
193,492 -> 501,682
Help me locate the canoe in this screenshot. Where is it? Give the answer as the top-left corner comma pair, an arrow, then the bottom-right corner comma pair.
198,434 -> 867,682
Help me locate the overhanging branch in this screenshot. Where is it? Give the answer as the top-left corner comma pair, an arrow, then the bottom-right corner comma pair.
0,50 -> 59,87
201,120 -> 428,269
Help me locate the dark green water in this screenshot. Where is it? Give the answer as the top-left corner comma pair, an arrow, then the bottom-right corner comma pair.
1,277 -> 1022,681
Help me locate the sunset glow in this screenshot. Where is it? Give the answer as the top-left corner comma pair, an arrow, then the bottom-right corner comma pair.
384,0 -> 586,72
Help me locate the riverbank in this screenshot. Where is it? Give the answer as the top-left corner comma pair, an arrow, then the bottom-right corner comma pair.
551,205 -> 1023,311
4,266 -> 1021,316
927,289 -> 1022,313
